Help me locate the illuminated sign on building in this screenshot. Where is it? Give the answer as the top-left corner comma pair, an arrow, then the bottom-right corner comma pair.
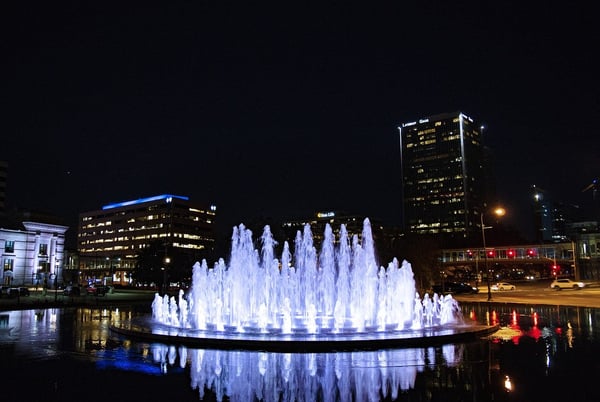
102,194 -> 189,210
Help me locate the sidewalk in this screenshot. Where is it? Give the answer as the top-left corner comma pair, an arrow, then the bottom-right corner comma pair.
0,288 -> 157,311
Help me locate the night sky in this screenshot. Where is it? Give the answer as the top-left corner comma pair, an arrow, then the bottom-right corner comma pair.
4,2 -> 599,244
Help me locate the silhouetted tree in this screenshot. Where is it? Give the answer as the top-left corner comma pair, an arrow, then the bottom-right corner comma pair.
132,240 -> 165,288
383,233 -> 442,293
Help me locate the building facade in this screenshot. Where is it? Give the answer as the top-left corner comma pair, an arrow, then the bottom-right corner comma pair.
77,194 -> 217,286
0,221 -> 68,287
281,211 -> 385,249
398,112 -> 489,244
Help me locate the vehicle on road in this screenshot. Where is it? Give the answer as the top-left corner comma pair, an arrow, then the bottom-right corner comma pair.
432,282 -> 479,295
85,285 -> 109,296
550,278 -> 585,290
491,282 -> 516,291
63,285 -> 81,296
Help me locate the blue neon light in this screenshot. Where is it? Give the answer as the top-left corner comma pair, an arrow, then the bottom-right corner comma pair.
102,194 -> 189,210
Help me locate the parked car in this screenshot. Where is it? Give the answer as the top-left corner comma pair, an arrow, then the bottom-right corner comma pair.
491,282 -> 516,291
63,285 -> 81,296
550,278 -> 585,290
432,282 -> 479,295
85,285 -> 109,296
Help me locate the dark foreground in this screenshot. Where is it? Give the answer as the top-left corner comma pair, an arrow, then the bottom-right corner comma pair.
2,288 -> 600,401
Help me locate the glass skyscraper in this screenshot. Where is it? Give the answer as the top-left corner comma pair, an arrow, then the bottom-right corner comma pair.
398,112 -> 488,244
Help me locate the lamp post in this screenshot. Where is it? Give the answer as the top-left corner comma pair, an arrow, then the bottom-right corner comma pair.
162,256 -> 170,295
481,207 -> 506,301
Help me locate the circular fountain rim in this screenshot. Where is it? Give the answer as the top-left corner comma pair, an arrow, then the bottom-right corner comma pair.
110,320 -> 500,352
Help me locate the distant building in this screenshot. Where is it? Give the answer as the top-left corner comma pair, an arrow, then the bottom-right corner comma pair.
77,194 -> 217,286
531,185 -> 588,243
531,185 -> 555,242
398,112 -> 492,245
0,221 -> 68,287
281,211 -> 388,253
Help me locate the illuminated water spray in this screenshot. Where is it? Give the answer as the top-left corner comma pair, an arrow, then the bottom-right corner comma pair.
152,218 -> 463,335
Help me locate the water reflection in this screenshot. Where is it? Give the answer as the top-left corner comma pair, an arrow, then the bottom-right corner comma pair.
2,303 -> 600,401
144,342 -> 474,401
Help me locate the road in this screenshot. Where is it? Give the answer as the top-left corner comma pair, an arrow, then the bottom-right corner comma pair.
453,278 -> 600,309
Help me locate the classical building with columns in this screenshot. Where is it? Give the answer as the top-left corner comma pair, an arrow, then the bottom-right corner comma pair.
0,221 -> 68,287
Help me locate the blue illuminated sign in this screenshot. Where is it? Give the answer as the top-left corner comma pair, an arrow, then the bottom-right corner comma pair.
102,194 -> 189,210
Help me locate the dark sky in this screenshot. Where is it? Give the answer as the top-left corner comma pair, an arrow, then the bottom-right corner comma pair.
3,2 -> 599,243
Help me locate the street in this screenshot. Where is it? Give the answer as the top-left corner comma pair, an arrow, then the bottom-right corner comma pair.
454,278 -> 600,308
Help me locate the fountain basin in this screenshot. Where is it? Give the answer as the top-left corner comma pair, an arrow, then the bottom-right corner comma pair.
137,218 -> 495,352
110,319 -> 499,352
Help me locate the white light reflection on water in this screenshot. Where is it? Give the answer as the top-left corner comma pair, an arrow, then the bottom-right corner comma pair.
149,343 -> 465,401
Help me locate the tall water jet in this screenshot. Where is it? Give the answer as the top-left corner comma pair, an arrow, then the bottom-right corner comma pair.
151,218 -> 465,336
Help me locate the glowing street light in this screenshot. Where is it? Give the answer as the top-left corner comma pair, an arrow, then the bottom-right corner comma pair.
481,206 -> 506,301
162,256 -> 171,294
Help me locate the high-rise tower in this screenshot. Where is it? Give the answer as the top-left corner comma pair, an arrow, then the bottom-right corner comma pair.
398,112 -> 489,244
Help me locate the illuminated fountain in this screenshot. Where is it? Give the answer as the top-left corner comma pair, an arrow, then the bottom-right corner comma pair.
129,217 -> 496,349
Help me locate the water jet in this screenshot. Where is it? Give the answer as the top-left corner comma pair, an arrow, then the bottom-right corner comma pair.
112,218 -> 497,351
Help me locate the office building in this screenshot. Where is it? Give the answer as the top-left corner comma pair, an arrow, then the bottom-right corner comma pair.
77,194 -> 216,285
398,112 -> 490,244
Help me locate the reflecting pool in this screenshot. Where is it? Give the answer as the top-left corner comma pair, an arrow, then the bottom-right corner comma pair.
1,302 -> 599,401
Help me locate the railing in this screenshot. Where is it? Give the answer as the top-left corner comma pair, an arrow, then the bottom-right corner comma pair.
441,242 -> 575,264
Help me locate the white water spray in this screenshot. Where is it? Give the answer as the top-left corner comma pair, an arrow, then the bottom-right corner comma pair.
152,218 -> 463,334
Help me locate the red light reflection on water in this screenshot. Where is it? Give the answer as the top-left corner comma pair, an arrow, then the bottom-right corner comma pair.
509,310 -> 521,345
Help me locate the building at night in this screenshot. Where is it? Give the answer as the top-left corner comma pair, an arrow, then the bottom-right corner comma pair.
398,112 -> 492,245
0,221 -> 68,287
281,211 -> 386,248
77,194 -> 217,286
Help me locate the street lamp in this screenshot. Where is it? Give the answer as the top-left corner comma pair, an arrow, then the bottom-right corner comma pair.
162,256 -> 171,294
481,207 -> 506,301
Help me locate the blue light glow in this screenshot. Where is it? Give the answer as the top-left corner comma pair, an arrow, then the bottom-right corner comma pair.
102,194 -> 189,210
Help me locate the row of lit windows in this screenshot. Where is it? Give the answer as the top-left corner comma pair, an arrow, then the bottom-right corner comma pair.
415,218 -> 465,228
411,225 -> 467,234
81,210 -> 212,227
405,130 -> 478,148
81,222 -> 165,232
81,217 -> 211,233
173,242 -> 205,250
80,240 -> 206,254
79,231 -> 212,246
